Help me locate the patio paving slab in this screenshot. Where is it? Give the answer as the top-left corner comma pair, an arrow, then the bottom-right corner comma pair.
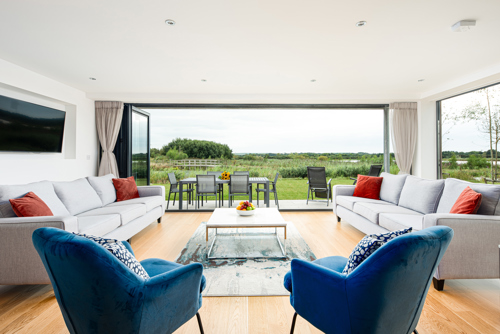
165,199 -> 333,212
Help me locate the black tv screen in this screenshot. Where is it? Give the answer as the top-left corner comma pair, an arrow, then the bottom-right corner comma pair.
0,94 -> 66,153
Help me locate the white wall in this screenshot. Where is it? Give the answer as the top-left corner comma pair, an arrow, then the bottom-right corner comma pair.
0,58 -> 98,184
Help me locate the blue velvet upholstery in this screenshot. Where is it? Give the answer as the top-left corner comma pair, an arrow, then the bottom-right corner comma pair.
284,226 -> 453,334
32,227 -> 205,334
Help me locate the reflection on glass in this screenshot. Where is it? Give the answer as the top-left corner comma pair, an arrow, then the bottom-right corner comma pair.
132,111 -> 149,186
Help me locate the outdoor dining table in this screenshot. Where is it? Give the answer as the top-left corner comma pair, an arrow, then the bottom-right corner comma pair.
177,177 -> 271,210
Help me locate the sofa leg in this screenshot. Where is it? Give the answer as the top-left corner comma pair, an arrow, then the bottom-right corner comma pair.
157,217 -> 162,224
337,216 -> 341,223
290,312 -> 298,334
196,312 -> 204,334
433,277 -> 445,291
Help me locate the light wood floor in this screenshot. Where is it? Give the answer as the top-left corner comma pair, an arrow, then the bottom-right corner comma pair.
1,212 -> 499,334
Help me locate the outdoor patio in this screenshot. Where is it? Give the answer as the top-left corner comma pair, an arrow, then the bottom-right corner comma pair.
165,198 -> 334,211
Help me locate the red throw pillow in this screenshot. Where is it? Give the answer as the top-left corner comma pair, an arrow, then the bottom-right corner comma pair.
353,175 -> 383,200
450,186 -> 482,214
9,192 -> 53,217
112,176 -> 140,202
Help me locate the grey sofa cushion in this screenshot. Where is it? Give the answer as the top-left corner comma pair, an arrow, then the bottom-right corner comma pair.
379,213 -> 424,231
436,178 -> 500,215
87,174 -> 117,206
336,196 -> 392,211
379,172 -> 408,205
77,204 -> 147,226
77,215 -> 121,236
353,202 -> 422,224
106,196 -> 165,212
53,178 -> 103,215
0,181 -> 70,216
398,176 -> 445,214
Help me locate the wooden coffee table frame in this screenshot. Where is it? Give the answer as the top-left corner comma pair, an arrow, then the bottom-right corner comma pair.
205,224 -> 287,260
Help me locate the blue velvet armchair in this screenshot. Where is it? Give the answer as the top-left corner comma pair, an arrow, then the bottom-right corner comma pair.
32,227 -> 206,334
284,226 -> 453,334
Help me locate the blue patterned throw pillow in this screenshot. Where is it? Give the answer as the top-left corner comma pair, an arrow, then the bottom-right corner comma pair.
74,233 -> 150,279
342,228 -> 412,275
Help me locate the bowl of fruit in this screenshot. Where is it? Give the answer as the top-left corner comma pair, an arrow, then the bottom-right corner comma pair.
236,201 -> 256,216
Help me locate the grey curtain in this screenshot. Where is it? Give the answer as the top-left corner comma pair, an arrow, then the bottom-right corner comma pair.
390,102 -> 418,175
95,101 -> 123,176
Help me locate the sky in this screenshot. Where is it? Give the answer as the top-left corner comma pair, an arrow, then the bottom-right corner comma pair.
143,108 -> 385,154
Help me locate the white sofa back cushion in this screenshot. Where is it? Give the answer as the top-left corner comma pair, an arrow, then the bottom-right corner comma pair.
0,181 -> 70,216
436,178 -> 500,215
87,174 -> 117,206
379,172 -> 408,205
53,178 -> 103,215
398,176 -> 445,214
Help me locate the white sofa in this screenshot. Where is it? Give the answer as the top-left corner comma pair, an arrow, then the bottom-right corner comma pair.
0,174 -> 166,285
333,173 -> 500,290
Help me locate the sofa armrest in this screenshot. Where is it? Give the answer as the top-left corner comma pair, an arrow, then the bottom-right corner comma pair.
137,185 -> 165,199
423,214 -> 500,280
0,216 -> 78,284
332,185 -> 356,215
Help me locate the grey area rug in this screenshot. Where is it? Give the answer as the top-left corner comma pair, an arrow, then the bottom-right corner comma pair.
175,221 -> 316,296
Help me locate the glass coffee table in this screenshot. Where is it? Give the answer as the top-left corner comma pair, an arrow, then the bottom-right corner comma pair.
205,208 -> 287,260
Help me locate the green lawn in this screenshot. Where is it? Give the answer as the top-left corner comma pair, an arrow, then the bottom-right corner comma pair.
154,177 -> 354,201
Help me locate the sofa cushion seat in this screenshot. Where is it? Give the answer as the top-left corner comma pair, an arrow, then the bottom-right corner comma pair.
106,196 -> 164,212
53,178 -> 103,215
0,181 -> 70,216
77,214 -> 121,236
379,213 -> 424,231
77,204 -> 146,226
353,202 -> 422,224
336,196 -> 393,211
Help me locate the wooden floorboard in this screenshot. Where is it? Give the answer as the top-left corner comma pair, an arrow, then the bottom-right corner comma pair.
0,212 -> 499,334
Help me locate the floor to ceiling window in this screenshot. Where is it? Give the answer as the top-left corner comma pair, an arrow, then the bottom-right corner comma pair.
438,82 -> 500,182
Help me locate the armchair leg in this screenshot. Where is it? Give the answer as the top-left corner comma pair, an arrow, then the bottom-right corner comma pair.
290,312 -> 298,334
433,277 -> 445,291
157,217 -> 162,223
337,216 -> 341,222
414,330 -> 419,334
306,187 -> 310,204
196,312 -> 204,334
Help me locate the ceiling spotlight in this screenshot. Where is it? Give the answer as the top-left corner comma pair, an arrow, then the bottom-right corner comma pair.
89,77 -> 96,80
201,79 -> 207,82
451,20 -> 476,32
418,79 -> 425,82
355,21 -> 367,27
311,79 -> 316,82
165,19 -> 176,26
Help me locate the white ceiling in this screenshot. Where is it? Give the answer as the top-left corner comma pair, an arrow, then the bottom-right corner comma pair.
0,0 -> 499,100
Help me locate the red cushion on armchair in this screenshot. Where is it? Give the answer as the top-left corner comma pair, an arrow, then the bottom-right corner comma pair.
353,175 -> 383,200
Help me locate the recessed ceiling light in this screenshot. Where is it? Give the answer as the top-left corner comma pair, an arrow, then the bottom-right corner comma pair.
89,77 -> 96,80
418,79 -> 425,82
451,20 -> 476,32
201,79 -> 207,82
311,79 -> 316,82
355,21 -> 367,27
165,19 -> 176,26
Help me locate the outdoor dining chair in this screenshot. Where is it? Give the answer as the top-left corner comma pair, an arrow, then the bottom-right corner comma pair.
228,174 -> 250,207
256,172 -> 279,209
350,164 -> 383,185
196,175 -> 219,209
306,167 -> 332,206
207,171 -> 224,206
167,172 -> 193,209
233,171 -> 252,193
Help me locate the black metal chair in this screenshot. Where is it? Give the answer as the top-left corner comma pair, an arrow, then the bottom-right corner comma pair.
350,164 -> 383,185
167,172 -> 193,209
306,167 -> 332,206
207,171 -> 224,206
228,175 -> 250,207
256,172 -> 280,209
195,175 -> 219,209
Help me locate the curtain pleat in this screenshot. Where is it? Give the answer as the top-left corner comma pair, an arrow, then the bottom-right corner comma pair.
95,101 -> 124,177
390,102 -> 418,175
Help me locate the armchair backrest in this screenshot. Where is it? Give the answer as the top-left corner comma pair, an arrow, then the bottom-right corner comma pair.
32,227 -> 145,334
273,172 -> 279,185
368,164 -> 383,177
233,171 -> 250,175
229,175 -> 249,194
346,226 -> 453,333
307,167 -> 327,188
168,172 -> 177,187
207,171 -> 223,178
196,175 -> 217,194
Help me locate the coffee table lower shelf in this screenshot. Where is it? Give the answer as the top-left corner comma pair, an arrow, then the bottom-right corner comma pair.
205,225 -> 287,260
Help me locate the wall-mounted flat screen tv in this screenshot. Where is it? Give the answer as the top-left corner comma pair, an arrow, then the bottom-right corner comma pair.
0,94 -> 66,153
